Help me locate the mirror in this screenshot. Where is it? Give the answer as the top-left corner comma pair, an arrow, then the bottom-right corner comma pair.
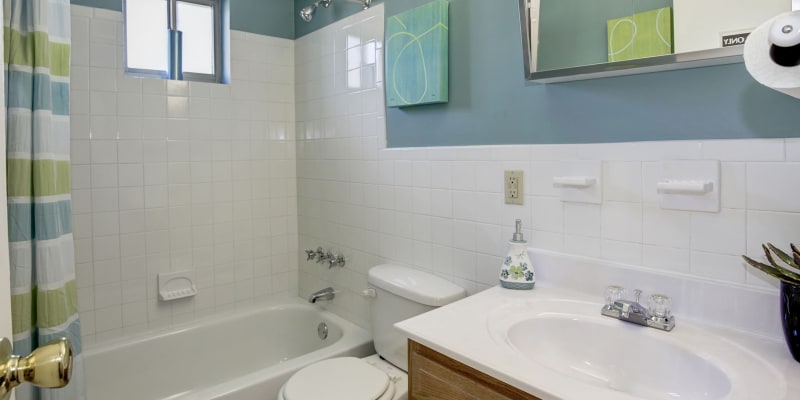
518,0 -> 799,83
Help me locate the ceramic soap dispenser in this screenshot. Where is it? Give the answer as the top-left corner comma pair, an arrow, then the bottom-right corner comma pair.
500,219 -> 535,290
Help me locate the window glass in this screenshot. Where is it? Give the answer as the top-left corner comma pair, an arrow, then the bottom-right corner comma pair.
177,1 -> 215,75
125,0 -> 169,72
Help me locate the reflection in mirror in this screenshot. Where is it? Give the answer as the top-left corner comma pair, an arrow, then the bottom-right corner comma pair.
519,0 -> 795,82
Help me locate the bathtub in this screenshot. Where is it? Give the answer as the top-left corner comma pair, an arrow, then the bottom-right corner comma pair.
83,298 -> 374,400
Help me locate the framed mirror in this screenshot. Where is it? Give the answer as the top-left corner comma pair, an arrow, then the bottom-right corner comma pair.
518,0 -> 798,83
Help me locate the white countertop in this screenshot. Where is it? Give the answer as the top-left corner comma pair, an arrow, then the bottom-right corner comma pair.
395,283 -> 800,400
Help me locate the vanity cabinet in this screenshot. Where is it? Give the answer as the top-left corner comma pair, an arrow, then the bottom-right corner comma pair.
408,340 -> 541,400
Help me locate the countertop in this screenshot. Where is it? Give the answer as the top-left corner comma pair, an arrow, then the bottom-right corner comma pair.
395,283 -> 800,400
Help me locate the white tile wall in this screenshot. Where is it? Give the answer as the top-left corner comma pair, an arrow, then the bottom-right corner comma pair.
71,6 -> 297,344
296,4 -> 800,329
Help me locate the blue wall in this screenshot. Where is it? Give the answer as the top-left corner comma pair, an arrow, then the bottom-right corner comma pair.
70,0 -> 294,39
384,0 -> 800,147
75,0 -> 800,147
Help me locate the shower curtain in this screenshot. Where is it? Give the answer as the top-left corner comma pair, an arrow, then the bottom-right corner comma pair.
4,0 -> 84,399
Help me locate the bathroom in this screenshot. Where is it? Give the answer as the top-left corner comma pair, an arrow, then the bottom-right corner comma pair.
0,0 -> 799,399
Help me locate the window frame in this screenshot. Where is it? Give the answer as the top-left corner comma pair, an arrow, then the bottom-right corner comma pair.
122,0 -> 222,83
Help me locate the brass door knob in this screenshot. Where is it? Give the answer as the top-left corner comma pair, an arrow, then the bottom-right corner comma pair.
0,337 -> 73,400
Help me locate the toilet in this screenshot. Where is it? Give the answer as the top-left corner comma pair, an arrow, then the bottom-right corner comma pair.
278,264 -> 467,400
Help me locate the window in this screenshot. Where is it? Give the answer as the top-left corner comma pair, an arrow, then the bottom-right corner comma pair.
123,0 -> 226,83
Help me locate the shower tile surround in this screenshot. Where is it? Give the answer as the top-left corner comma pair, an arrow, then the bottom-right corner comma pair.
72,3 -> 800,346
70,6 -> 298,344
296,5 -> 800,329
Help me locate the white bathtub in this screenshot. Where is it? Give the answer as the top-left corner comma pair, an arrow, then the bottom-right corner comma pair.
83,298 -> 374,400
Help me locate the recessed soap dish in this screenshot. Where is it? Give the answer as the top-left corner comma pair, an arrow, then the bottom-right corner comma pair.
158,271 -> 197,301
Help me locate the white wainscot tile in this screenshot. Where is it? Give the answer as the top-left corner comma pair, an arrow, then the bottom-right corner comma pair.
603,161 -> 642,202
601,239 -> 642,266
720,162 -> 746,209
72,165 -> 91,189
747,163 -> 800,212
119,187 -> 144,210
532,197 -> 563,233
118,164 -> 143,187
529,161 -> 560,197
563,203 -> 601,237
430,161 -> 452,190
92,212 -> 119,237
452,220 -> 476,251
746,210 -> 800,257
601,202 -> 642,242
690,251 -> 746,284
564,235 -> 601,258
474,223 -> 503,256
474,161 -> 503,193
430,189 -> 453,218
642,245 -> 690,274
451,161 -> 476,191
641,161 -> 660,204
394,160 -> 412,186
412,161 -> 431,188
642,205 -> 690,249
787,139 -> 800,161
91,140 -> 118,164
530,230 -> 563,252
430,217 -> 453,246
701,139 -> 785,161
691,208 -> 745,255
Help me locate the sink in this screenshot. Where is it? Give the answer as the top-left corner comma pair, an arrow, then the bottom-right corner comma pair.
488,298 -> 784,400
507,316 -> 729,399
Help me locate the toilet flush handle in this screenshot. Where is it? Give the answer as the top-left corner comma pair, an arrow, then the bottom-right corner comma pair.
361,288 -> 377,298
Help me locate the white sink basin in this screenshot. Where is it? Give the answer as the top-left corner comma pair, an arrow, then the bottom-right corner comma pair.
488,298 -> 783,400
507,316 -> 729,399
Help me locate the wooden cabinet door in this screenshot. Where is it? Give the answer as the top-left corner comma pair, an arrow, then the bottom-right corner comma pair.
408,340 -> 542,400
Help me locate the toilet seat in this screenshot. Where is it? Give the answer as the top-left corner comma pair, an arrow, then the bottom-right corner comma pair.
282,357 -> 396,400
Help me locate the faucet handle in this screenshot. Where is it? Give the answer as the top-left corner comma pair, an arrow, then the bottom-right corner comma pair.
633,289 -> 642,304
305,249 -> 317,261
604,285 -> 625,308
328,254 -> 345,268
648,294 -> 672,319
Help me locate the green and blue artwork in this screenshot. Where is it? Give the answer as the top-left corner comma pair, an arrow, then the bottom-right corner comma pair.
386,0 -> 449,107
607,7 -> 673,62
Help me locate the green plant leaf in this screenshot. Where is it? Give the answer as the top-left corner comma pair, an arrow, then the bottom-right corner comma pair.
742,255 -> 800,285
763,244 -> 800,281
767,243 -> 800,270
791,243 -> 800,265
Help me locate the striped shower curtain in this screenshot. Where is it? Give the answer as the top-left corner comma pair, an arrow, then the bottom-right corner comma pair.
4,0 -> 84,399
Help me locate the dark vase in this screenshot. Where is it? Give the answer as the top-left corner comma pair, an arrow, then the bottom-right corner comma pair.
780,281 -> 800,363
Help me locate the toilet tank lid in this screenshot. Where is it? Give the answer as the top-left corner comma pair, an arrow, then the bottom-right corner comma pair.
368,264 -> 467,307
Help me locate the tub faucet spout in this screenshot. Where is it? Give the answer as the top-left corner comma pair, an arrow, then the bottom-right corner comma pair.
308,287 -> 335,303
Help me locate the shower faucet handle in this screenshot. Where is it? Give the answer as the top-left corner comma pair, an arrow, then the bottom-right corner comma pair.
328,254 -> 346,268
317,250 -> 333,264
305,249 -> 317,261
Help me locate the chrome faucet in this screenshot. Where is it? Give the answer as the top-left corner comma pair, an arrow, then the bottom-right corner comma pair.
308,287 -> 336,303
601,287 -> 675,332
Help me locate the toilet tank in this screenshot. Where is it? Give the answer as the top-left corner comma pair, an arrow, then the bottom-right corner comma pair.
367,264 -> 466,371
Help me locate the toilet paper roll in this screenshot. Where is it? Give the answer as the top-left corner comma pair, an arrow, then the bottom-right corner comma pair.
744,10 -> 800,99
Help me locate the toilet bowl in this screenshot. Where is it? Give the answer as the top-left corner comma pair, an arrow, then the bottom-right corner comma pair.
277,355 -> 407,400
278,264 -> 466,400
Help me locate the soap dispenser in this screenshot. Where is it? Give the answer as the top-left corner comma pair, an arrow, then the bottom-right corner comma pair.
500,219 -> 535,290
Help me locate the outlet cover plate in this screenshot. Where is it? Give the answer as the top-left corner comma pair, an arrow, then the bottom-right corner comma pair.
505,170 -> 524,205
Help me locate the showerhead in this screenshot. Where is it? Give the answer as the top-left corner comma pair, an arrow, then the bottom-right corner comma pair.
299,0 -> 331,22
299,0 -> 371,23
